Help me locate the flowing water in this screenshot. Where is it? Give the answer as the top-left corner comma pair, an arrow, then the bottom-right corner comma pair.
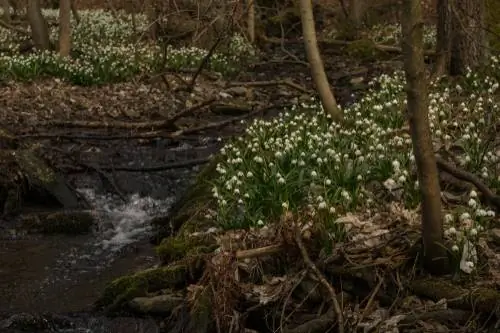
0,188 -> 176,332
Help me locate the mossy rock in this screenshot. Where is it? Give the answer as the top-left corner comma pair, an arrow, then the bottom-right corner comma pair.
157,233 -> 218,264
151,156 -> 221,241
96,264 -> 193,312
344,39 -> 382,62
20,210 -> 95,234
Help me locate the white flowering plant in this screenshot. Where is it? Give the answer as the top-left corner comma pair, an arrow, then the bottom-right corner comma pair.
0,10 -> 256,84
210,61 -> 499,271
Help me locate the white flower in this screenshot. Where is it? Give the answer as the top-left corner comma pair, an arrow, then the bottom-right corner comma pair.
318,202 -> 327,210
310,171 -> 318,178
468,198 -> 477,208
470,228 -> 478,236
325,178 -> 332,186
257,219 -> 264,226
452,245 -> 459,252
282,202 -> 289,209
278,177 -> 286,184
469,190 -> 478,198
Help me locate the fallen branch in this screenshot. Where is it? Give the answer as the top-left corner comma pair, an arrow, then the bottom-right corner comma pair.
227,79 -> 310,94
171,102 -> 292,137
410,277 -> 500,316
90,157 -> 210,172
36,98 -> 216,130
295,230 -> 344,333
235,244 -> 284,260
436,156 -> 500,210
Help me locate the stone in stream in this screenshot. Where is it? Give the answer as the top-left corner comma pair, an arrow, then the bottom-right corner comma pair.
19,210 -> 95,234
0,127 -> 83,218
129,293 -> 184,314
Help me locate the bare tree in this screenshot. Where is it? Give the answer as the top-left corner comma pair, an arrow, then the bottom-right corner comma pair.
435,0 -> 487,75
401,0 -> 449,274
299,0 -> 342,122
144,0 -> 159,40
27,0 -> 50,51
58,0 -> 71,57
349,0 -> 364,39
247,0 -> 255,43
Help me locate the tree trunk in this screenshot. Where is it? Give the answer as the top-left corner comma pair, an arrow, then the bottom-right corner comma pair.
247,0 -> 255,43
299,0 -> 342,122
144,0 -> 158,40
70,0 -> 80,24
349,0 -> 363,38
27,0 -> 50,51
58,0 -> 71,57
1,0 -> 11,23
449,0 -> 486,75
434,0 -> 451,77
401,0 -> 449,274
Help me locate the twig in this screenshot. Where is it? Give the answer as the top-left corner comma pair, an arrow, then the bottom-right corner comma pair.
356,275 -> 383,328
86,157 -> 211,172
227,79 -> 310,94
171,102 -> 291,137
235,244 -> 283,259
187,36 -> 223,91
436,156 -> 500,210
294,231 -> 344,333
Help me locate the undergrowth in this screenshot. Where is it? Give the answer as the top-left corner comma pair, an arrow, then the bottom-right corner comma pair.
0,9 -> 256,85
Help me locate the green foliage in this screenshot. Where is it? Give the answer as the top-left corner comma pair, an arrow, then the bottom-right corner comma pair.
0,9 -> 257,85
209,62 -> 499,270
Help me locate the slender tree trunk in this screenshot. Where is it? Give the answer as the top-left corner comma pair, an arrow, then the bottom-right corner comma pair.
434,0 -> 451,77
449,0 -> 486,75
299,0 -> 342,122
401,0 -> 449,274
27,0 -> 50,51
144,0 -> 158,40
349,0 -> 363,39
58,0 -> 71,57
247,0 -> 255,43
1,0 -> 11,23
70,0 -> 80,24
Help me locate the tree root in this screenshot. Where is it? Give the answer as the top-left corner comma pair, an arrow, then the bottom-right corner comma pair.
436,156 -> 500,210
410,277 -> 500,316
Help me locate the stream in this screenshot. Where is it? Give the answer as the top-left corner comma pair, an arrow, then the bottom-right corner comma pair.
0,188 -> 175,332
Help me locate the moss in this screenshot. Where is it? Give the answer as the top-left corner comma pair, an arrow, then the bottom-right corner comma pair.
21,211 -> 95,234
344,39 -> 381,62
156,234 -> 217,264
97,264 -> 191,311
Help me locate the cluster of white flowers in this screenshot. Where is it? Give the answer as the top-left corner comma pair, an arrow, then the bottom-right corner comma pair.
369,24 -> 437,49
0,10 -> 256,84
210,61 -> 500,252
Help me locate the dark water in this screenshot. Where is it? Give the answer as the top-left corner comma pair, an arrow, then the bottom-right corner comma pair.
0,189 -> 176,332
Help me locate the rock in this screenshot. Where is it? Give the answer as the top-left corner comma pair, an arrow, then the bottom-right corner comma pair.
20,210 -> 95,234
129,294 -> 184,314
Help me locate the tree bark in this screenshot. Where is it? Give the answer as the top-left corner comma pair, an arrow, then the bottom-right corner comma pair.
449,0 -> 486,75
27,0 -> 50,51
299,0 -> 342,122
70,0 -> 80,24
401,0 -> 449,274
144,0 -> 158,40
247,0 -> 255,43
349,0 -> 363,39
1,0 -> 11,23
434,0 -> 451,77
58,0 -> 71,57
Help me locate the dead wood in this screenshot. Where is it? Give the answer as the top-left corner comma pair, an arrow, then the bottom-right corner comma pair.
283,307 -> 335,333
227,79 -> 310,94
410,278 -> 500,316
294,227 -> 344,333
235,244 -> 284,260
436,156 -> 500,210
170,102 -> 292,137
36,98 -> 216,130
92,157 -> 211,172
